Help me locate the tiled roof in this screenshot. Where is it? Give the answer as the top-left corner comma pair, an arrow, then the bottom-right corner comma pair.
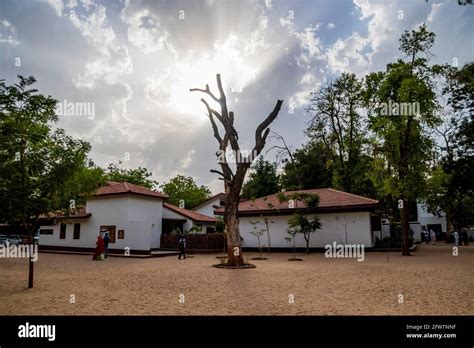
164,203 -> 217,222
215,188 -> 383,215
94,181 -> 168,199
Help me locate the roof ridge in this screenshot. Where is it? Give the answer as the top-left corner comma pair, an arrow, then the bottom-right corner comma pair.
191,193 -> 225,210
123,182 -> 131,192
164,203 -> 216,221
327,188 -> 378,203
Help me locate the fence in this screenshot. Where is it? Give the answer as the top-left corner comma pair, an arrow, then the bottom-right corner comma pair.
160,233 -> 226,252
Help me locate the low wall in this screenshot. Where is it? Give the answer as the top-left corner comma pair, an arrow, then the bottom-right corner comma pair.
160,233 -> 225,251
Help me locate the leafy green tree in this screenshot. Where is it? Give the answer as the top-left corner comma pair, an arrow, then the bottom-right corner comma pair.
105,162 -> 158,189
280,192 -> 322,255
160,175 -> 211,209
307,73 -> 374,195
425,62 -> 474,231
280,141 -> 333,190
285,228 -> 298,260
241,157 -> 280,199
249,220 -> 266,259
0,76 -> 99,288
363,24 -> 440,255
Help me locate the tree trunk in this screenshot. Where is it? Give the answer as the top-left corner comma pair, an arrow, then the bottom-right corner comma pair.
257,236 -> 262,259
225,199 -> 245,266
400,197 -> 410,256
191,74 -> 283,267
28,252 -> 34,288
293,237 -> 296,259
265,219 -> 271,256
28,222 -> 37,288
305,234 -> 310,255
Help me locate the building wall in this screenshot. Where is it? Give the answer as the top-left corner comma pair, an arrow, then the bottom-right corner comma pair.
239,211 -> 373,248
39,195 -> 164,252
193,198 -> 221,217
417,203 -> 447,233
162,207 -> 193,232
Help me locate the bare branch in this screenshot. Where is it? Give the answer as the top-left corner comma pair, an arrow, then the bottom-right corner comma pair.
216,74 -> 226,104
201,99 -> 223,144
254,100 -> 283,154
190,84 -> 219,102
267,131 -> 294,163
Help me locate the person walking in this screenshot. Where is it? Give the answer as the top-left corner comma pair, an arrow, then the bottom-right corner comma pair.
424,230 -> 429,245
103,232 -> 110,258
430,229 -> 436,245
453,230 -> 459,246
461,229 -> 469,246
178,235 -> 186,260
92,235 -> 105,261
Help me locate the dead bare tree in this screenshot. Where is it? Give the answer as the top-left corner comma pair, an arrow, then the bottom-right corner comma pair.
266,131 -> 294,165
191,74 -> 283,266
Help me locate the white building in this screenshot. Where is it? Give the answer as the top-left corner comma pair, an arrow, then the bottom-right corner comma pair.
416,203 -> 447,236
192,193 -> 225,217
37,182 -> 216,255
163,203 -> 218,234
217,188 -> 387,250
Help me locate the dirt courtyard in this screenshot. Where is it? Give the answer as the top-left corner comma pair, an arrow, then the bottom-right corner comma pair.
0,244 -> 472,315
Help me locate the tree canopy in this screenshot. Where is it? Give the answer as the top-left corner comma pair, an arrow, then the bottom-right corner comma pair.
105,162 -> 158,190
160,175 -> 211,209
0,75 -> 100,287
242,157 -> 280,200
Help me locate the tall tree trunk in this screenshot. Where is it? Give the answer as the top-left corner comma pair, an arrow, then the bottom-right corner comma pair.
265,220 -> 271,256
28,218 -> 39,288
400,197 -> 410,256
305,234 -> 310,255
191,74 -> 282,267
225,199 -> 245,266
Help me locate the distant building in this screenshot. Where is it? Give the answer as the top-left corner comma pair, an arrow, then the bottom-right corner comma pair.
192,193 -> 225,217
416,203 -> 447,237
215,188 -> 388,250
37,181 -> 216,255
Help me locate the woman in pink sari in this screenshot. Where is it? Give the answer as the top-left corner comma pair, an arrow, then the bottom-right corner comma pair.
92,235 -> 105,260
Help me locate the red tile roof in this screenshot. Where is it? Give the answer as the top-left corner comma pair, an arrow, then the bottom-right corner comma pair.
164,203 -> 217,223
94,181 -> 168,199
215,188 -> 384,215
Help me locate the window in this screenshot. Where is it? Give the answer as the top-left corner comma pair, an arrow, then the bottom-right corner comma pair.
100,225 -> 116,243
40,229 -> 53,235
73,223 -> 80,239
219,200 -> 225,207
59,223 -> 66,239
41,219 -> 55,226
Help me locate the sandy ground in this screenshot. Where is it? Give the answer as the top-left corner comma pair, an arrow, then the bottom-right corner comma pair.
0,244 -> 472,315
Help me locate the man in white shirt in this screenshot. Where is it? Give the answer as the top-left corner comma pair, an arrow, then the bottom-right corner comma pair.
453,231 -> 459,246
430,229 -> 436,245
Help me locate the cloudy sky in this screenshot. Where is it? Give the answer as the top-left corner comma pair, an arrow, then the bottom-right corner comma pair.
0,0 -> 472,193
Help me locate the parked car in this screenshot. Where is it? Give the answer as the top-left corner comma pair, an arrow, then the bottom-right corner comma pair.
0,234 -> 8,245
8,235 -> 24,246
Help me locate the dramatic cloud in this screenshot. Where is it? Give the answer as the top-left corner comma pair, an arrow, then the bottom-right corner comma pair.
0,0 -> 472,193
